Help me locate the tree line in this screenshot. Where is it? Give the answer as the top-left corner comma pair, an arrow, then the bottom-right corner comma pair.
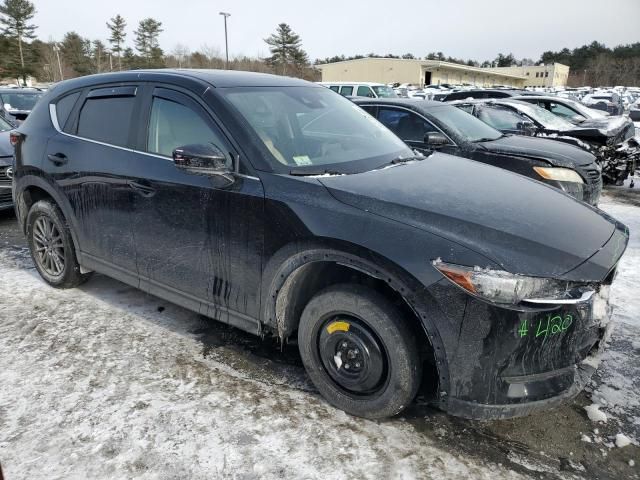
1,0 -> 639,86
0,0 -> 315,83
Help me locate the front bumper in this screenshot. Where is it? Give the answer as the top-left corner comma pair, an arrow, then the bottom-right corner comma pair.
428,277 -> 615,420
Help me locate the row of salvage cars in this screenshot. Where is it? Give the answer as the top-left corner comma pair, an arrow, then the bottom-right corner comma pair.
5,71 -> 633,422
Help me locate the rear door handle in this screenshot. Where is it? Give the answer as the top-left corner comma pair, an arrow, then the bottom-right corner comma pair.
47,153 -> 68,166
128,180 -> 156,197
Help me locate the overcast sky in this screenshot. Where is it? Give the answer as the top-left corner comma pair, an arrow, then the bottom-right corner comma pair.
33,0 -> 639,62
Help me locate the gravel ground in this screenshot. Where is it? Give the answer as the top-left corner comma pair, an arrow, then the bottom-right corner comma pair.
0,190 -> 638,480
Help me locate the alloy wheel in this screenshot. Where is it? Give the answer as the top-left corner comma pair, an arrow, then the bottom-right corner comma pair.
32,216 -> 65,277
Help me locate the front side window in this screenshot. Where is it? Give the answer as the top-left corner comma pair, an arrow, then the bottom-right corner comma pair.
221,86 -> 412,172
377,108 -> 437,142
477,105 -> 525,130
356,86 -> 374,98
76,95 -> 136,147
549,102 -> 582,120
508,102 -> 574,130
371,85 -> 397,98
147,96 -> 226,159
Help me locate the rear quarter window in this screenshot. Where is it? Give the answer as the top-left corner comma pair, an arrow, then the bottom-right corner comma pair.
76,95 -> 136,147
55,91 -> 81,131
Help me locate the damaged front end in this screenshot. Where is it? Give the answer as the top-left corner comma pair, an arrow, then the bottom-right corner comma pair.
428,225 -> 628,420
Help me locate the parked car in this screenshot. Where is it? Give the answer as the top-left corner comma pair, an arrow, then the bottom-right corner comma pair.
0,87 -> 43,123
353,98 -> 602,205
629,99 -> 640,122
511,95 -> 609,123
452,98 -> 639,185
442,89 -> 538,102
582,93 -> 624,116
13,70 -> 628,420
317,82 -> 397,98
0,114 -> 15,210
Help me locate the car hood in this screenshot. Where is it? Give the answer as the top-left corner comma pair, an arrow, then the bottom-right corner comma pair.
560,116 -> 634,145
320,153 -> 616,279
478,135 -> 596,167
0,131 -> 12,158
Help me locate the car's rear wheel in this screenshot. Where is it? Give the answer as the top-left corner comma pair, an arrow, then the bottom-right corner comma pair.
26,200 -> 90,288
298,284 -> 421,419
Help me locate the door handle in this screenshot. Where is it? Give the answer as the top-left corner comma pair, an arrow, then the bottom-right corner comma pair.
128,180 -> 156,197
47,153 -> 68,166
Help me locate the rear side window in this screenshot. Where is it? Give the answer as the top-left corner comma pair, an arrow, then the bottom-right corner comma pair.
55,92 -> 80,131
477,106 -> 524,130
377,107 -> 438,142
339,86 -> 353,96
76,91 -> 136,147
329,86 -> 339,92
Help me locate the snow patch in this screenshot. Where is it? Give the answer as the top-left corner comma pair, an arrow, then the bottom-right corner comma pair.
580,434 -> 592,443
615,433 -> 631,448
584,404 -> 608,423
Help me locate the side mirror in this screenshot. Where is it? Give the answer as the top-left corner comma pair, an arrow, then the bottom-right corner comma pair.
173,143 -> 232,177
424,132 -> 449,147
516,121 -> 536,136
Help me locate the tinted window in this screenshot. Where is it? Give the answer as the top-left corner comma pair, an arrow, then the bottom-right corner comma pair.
340,86 -> 353,96
77,96 -> 135,147
477,106 -> 524,130
377,108 -> 438,142
329,86 -> 339,92
356,86 -> 374,98
55,91 -> 80,131
0,115 -> 12,131
147,97 -> 226,159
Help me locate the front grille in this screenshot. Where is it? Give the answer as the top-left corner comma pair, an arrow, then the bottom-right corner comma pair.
0,165 -> 10,185
0,189 -> 12,204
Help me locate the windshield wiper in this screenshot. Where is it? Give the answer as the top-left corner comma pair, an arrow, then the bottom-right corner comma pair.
390,154 -> 426,165
473,137 -> 501,143
289,167 -> 343,176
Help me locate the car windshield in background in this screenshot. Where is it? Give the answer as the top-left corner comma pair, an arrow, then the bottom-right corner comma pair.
510,101 -> 575,130
0,92 -> 41,112
372,85 -> 397,98
222,86 -> 412,172
0,115 -> 13,131
428,104 -> 502,143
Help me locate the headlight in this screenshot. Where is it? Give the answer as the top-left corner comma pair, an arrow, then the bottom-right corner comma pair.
533,166 -> 584,183
433,261 -> 584,305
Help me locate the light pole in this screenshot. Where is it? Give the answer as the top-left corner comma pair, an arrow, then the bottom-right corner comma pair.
53,44 -> 63,81
219,12 -> 230,69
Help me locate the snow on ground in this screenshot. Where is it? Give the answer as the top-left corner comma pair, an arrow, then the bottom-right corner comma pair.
587,198 -> 640,443
0,252 -> 525,479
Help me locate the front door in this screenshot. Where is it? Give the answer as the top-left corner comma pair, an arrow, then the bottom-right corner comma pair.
129,86 -> 265,321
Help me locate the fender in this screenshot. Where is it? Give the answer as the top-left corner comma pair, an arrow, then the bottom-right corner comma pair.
14,173 -> 85,256
261,238 -> 452,401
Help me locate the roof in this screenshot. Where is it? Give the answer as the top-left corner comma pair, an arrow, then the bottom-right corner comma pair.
317,81 -> 387,86
351,97 -> 453,112
0,88 -> 43,94
44,69 -> 314,93
316,57 -> 528,80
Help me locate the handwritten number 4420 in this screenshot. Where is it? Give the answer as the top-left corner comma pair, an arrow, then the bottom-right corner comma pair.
519,314 -> 573,339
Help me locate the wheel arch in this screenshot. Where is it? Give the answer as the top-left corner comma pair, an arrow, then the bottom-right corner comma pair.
261,238 -> 451,399
16,175 -> 83,256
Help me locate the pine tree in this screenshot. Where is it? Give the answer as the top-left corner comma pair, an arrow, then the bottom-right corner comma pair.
264,23 -> 308,75
92,39 -> 106,73
60,31 -> 91,77
106,14 -> 126,71
0,0 -> 37,83
134,18 -> 163,67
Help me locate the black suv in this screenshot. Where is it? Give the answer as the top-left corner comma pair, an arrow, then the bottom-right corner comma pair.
12,70 -> 628,420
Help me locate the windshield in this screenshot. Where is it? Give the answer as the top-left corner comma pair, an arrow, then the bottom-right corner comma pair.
221,86 -> 412,172
0,92 -> 41,111
509,101 -> 575,130
428,104 -> 502,143
372,85 -> 397,98
0,115 -> 12,131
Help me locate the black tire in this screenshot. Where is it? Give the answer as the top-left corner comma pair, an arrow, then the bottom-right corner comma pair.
26,199 -> 90,288
298,284 -> 421,419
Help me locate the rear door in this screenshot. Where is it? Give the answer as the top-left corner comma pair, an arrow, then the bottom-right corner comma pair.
46,85 -> 140,283
129,85 -> 265,320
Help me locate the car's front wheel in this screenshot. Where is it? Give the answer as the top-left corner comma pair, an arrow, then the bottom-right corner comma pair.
298,284 -> 422,419
26,200 -> 90,288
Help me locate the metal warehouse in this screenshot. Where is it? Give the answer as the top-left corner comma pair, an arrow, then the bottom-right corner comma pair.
317,57 -> 528,88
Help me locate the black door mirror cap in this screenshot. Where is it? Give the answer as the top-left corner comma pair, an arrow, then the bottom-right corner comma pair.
173,143 -> 233,177
424,132 -> 449,147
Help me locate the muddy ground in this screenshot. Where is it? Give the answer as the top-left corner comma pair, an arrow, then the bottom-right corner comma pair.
0,189 -> 638,479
